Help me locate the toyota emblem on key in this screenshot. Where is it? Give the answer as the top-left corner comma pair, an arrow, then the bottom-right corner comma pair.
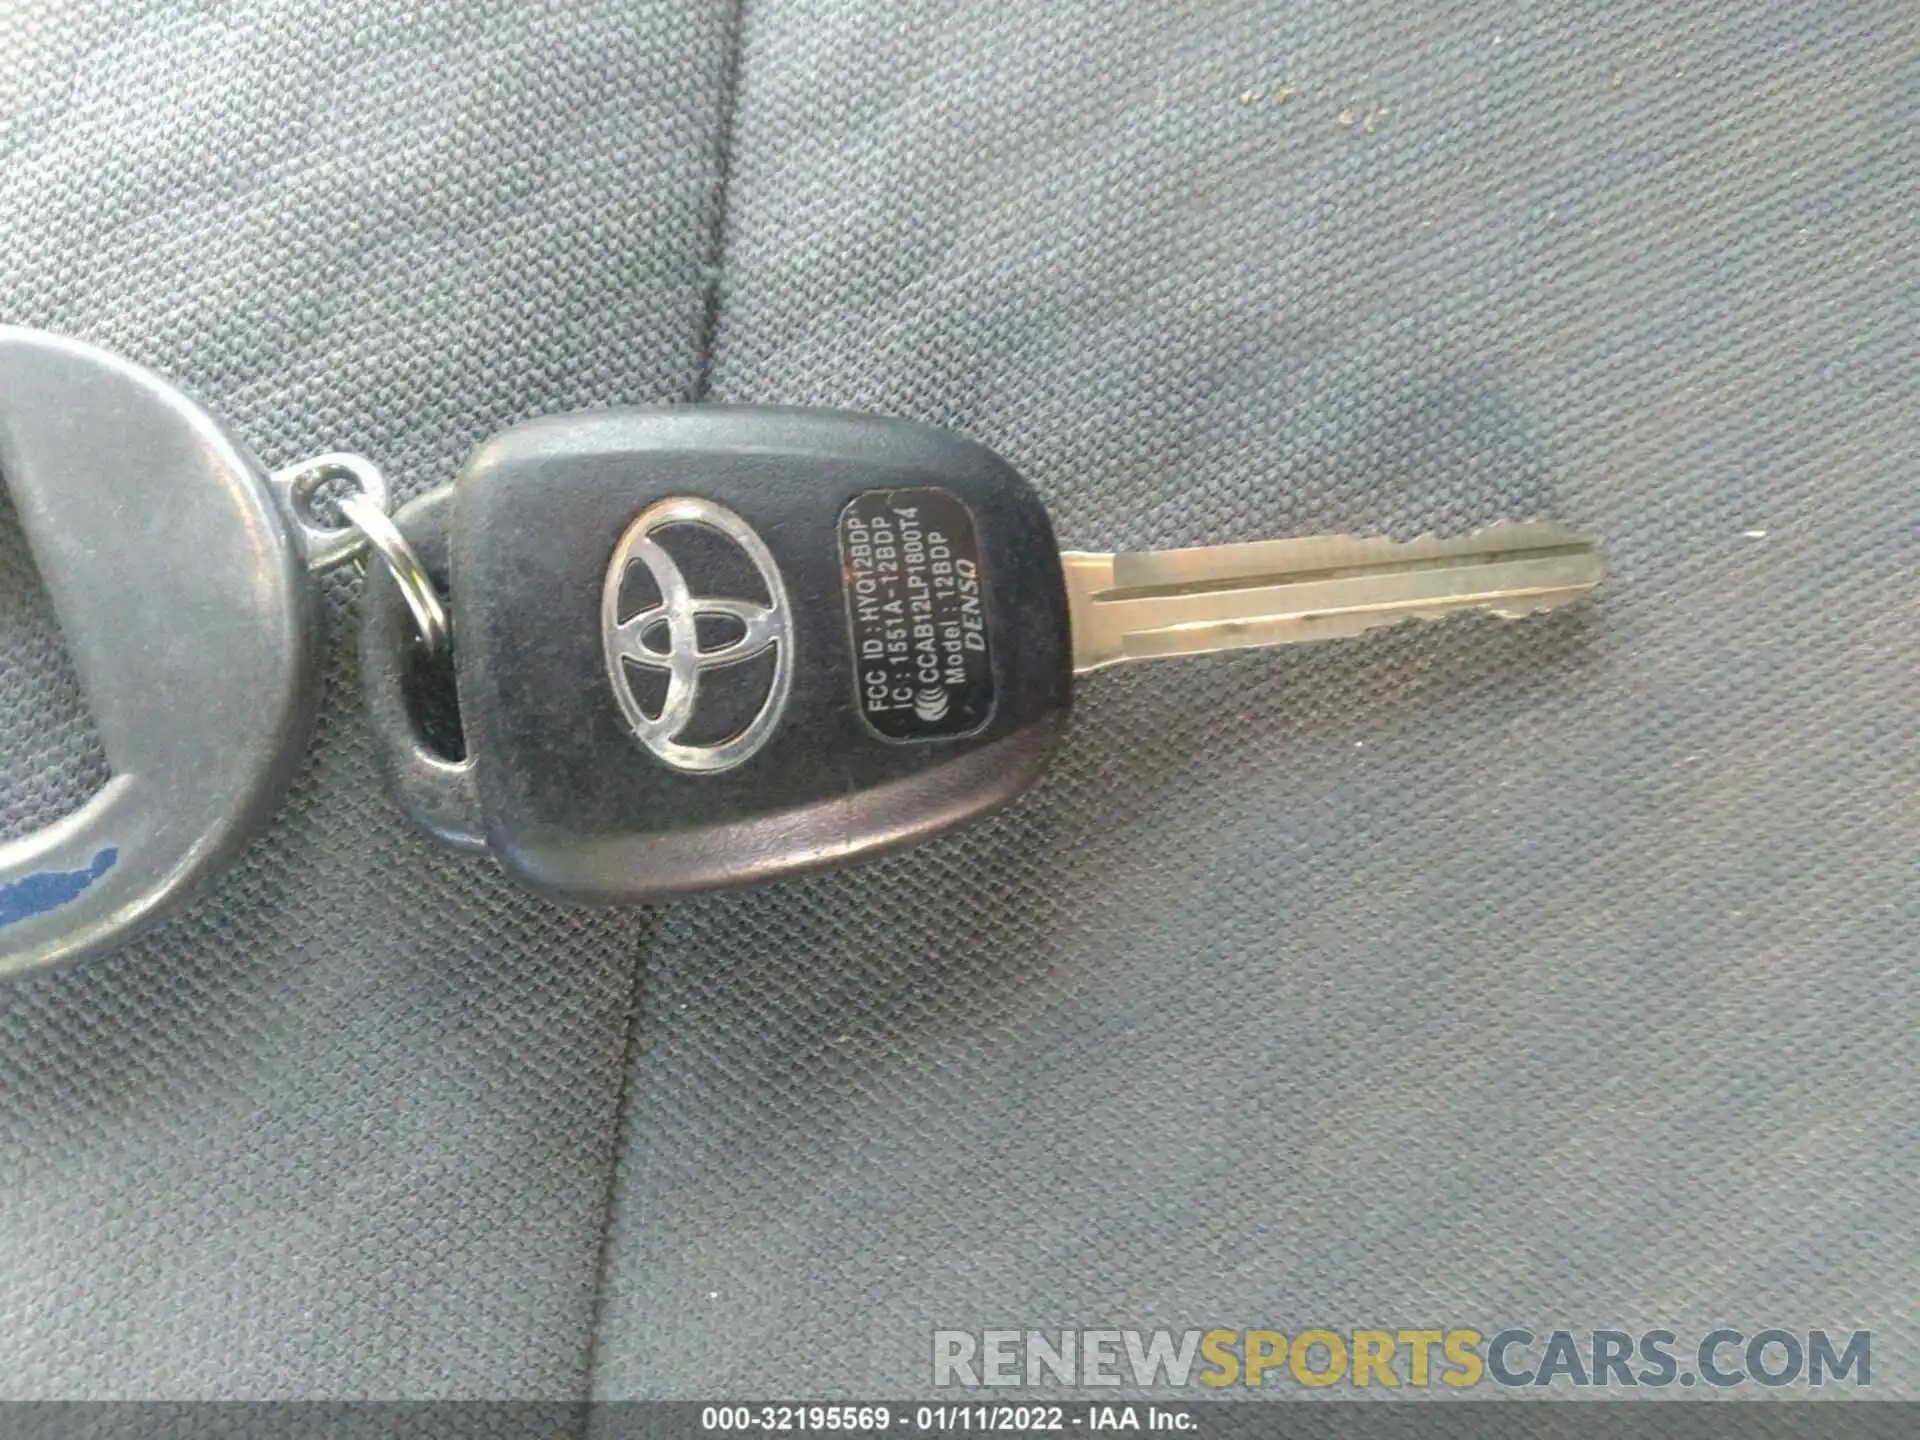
601,496 -> 796,775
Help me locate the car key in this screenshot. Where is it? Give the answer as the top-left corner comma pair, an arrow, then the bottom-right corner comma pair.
0,331 -> 1598,972
360,407 -> 1602,903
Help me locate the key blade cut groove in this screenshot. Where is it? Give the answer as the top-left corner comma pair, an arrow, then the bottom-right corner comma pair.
1063,521 -> 1603,674
1097,522 -> 1599,599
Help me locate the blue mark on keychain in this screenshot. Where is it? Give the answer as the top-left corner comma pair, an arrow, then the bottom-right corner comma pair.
0,848 -> 119,928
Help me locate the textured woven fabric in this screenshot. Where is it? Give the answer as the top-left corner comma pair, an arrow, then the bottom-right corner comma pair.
0,0 -> 732,1398
589,0 -> 1918,1400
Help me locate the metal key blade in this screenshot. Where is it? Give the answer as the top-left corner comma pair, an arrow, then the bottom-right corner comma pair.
1062,521 -> 1603,673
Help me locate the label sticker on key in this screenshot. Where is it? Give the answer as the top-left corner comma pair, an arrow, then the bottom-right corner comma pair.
838,487 -> 994,740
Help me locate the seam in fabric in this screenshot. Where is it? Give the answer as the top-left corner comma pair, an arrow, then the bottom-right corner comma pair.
691,0 -> 752,406
579,924 -> 658,1407
577,0 -> 753,1409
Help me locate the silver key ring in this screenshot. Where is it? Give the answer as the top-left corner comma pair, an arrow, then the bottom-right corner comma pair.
337,493 -> 449,654
268,452 -> 393,570
271,454 -> 448,654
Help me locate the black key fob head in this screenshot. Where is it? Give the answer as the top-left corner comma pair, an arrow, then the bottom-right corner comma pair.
363,408 -> 1072,902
